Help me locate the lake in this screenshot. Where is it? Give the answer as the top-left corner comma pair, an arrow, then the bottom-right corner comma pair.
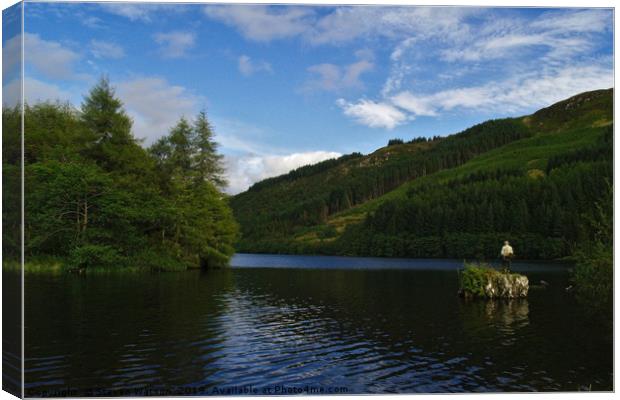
18,254 -> 612,395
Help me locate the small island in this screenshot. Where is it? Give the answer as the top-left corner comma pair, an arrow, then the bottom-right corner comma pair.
458,263 -> 529,299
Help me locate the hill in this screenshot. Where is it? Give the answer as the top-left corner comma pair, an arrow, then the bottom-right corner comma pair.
230,88 -> 613,260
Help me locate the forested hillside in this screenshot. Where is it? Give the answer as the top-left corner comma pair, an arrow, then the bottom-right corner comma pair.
231,89 -> 613,261
2,78 -> 238,271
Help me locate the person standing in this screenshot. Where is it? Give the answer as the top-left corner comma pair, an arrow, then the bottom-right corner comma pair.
500,241 -> 514,272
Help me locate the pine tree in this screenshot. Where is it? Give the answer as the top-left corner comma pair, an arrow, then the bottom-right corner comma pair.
80,77 -> 137,171
192,111 -> 226,188
81,77 -> 132,145
168,117 -> 194,175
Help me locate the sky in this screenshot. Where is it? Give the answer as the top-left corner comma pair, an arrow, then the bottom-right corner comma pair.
2,2 -> 614,194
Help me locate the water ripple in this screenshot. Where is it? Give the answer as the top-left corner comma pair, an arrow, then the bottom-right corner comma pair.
22,266 -> 612,395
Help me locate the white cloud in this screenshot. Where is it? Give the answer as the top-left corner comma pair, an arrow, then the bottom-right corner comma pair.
153,31 -> 196,58
238,55 -> 273,77
308,7 -> 474,45
203,5 -> 475,45
439,32 -> 591,63
3,77 -> 73,107
530,9 -> 611,34
211,116 -> 343,194
225,151 -> 341,194
373,8 -> 612,110
116,77 -> 202,143
306,64 -> 341,91
339,62 -> 612,129
3,34 -> 21,82
390,92 -> 438,117
82,16 -> 104,29
336,98 -> 408,130
90,40 -> 125,59
437,9 -> 610,64
99,4 -> 169,22
204,5 -> 314,42
304,51 -> 374,92
5,33 -> 80,80
388,65 -> 613,119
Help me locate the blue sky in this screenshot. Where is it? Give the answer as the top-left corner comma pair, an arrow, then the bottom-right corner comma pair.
2,3 -> 614,193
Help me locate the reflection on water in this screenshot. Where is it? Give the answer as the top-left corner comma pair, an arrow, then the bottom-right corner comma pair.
485,300 -> 530,328
21,257 -> 612,395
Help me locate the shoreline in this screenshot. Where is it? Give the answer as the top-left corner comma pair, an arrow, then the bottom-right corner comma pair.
3,253 -> 574,275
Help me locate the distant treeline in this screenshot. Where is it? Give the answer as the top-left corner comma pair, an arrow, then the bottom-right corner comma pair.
248,152 -> 363,192
387,136 -> 442,146
232,89 -> 613,262
335,129 -> 612,260
232,118 -> 534,248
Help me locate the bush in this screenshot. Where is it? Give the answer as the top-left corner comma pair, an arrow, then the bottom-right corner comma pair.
459,263 -> 494,297
570,182 -> 612,320
131,249 -> 187,271
572,243 -> 612,318
459,262 -> 529,299
69,244 -> 123,269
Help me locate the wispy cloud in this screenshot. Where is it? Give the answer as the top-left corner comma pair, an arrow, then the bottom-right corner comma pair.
90,40 -> 125,59
303,50 -> 374,93
153,31 -> 196,58
99,3 -> 177,22
334,8 -> 613,129
530,9 -> 612,33
204,5 -> 314,42
3,77 -> 74,107
82,16 -> 105,29
238,55 -> 273,77
203,5 -> 476,45
116,77 -> 202,143
375,64 -> 612,124
13,33 -> 80,80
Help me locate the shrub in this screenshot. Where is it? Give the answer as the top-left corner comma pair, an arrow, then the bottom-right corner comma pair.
459,263 -> 494,297
69,244 -> 123,269
572,243 -> 612,318
459,262 -> 529,299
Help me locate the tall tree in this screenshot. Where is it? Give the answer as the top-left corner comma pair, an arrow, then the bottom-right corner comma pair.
168,117 -> 195,175
80,77 -> 137,171
192,111 -> 226,188
81,77 -> 132,144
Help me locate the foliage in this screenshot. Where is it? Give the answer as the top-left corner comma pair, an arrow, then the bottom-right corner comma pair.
3,78 -> 238,271
459,263 -> 528,299
459,264 -> 494,297
571,180 -> 613,318
69,244 -> 123,269
232,117 -> 533,249
387,138 -> 404,146
572,243 -> 613,316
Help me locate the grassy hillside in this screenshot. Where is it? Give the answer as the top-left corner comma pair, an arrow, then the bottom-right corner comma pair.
231,88 -> 613,260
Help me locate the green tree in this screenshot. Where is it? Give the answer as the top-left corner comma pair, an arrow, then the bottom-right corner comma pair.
80,77 -> 146,173
4,78 -> 239,271
571,180 -> 612,320
192,111 -> 226,188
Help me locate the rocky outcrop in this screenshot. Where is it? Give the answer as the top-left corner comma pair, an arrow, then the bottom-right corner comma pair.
459,264 -> 529,299
483,273 -> 529,298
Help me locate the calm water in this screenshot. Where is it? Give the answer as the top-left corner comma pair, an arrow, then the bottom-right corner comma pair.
19,254 -> 612,396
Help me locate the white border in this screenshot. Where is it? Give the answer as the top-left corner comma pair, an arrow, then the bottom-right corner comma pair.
0,1 -> 616,400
